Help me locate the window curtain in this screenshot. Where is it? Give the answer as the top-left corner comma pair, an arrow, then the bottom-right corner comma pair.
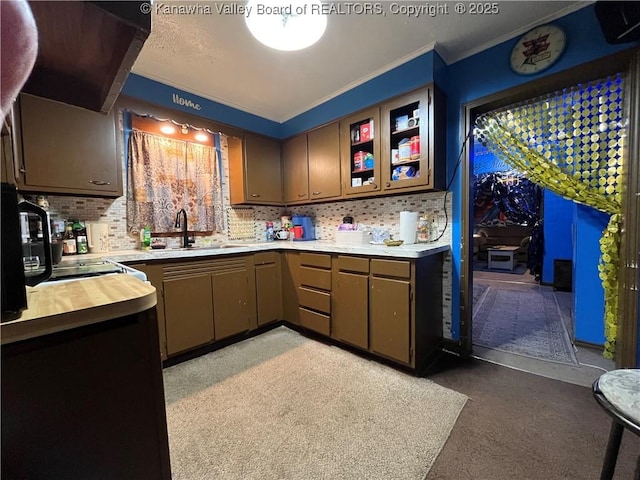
475,73 -> 627,358
127,130 -> 224,234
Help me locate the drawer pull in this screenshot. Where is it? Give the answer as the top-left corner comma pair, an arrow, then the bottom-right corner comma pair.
312,191 -> 321,195
251,193 -> 261,197
298,193 -> 306,197
89,180 -> 111,186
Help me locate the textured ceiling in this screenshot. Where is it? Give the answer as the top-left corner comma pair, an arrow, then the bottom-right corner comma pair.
132,1 -> 590,123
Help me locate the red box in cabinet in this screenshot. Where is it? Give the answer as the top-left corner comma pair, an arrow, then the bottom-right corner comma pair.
360,121 -> 373,142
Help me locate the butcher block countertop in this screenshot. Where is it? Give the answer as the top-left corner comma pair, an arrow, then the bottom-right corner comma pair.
1,275 -> 157,345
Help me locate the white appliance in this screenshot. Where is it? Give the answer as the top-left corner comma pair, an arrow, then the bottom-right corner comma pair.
42,258 -> 147,285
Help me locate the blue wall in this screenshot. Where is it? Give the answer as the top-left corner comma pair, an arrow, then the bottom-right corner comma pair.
122,74 -> 282,138
542,192 -> 574,285
573,204 -> 610,344
443,5 -> 632,341
281,52 -> 437,138
123,4 -> 637,355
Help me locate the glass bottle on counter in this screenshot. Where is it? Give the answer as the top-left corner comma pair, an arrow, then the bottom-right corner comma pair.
266,221 -> 275,242
62,223 -> 77,255
416,216 -> 429,243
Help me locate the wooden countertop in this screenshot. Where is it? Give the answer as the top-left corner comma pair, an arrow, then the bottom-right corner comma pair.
1,275 -> 157,345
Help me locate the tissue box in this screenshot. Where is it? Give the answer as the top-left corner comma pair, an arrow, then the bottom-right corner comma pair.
335,231 -> 368,245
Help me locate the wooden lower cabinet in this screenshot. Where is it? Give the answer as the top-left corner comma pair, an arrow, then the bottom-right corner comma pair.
255,252 -> 282,326
369,276 -> 411,364
298,253 -> 332,335
164,274 -> 214,355
132,255 -> 256,358
331,256 -> 369,349
281,252 -> 301,325
126,263 -> 168,361
125,251 -> 443,370
211,267 -> 254,340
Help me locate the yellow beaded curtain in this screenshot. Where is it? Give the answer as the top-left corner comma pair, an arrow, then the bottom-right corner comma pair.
475,73 -> 627,358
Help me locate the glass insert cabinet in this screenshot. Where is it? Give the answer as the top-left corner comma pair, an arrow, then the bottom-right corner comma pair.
340,107 -> 381,195
381,89 -> 429,191
340,85 -> 445,198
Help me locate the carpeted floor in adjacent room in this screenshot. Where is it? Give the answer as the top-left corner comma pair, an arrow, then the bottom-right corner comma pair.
425,354 -> 639,480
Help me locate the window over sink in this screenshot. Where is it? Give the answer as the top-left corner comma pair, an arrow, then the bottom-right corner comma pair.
125,113 -> 225,235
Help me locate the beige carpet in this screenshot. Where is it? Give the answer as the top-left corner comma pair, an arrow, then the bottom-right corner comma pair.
163,326 -> 467,480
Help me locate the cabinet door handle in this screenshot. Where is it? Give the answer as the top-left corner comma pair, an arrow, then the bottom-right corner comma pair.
89,180 -> 111,186
385,182 -> 390,187
373,183 -> 378,189
312,191 -> 321,195
251,193 -> 261,197
19,167 -> 26,173
297,193 -> 306,197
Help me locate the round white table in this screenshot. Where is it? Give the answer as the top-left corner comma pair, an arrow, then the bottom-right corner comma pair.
592,369 -> 640,480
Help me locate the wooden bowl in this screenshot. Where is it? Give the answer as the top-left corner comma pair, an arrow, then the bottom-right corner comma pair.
383,239 -> 404,247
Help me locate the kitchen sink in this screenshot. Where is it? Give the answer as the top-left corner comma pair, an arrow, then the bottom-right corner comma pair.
148,242 -> 268,252
149,245 -> 222,252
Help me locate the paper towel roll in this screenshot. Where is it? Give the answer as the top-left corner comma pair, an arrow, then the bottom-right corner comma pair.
399,211 -> 418,245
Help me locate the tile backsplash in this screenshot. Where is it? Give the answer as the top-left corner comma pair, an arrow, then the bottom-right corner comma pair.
33,140 -> 454,338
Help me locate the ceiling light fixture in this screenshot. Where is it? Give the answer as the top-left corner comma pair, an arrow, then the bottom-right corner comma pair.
160,125 -> 176,134
195,133 -> 209,142
245,0 -> 327,51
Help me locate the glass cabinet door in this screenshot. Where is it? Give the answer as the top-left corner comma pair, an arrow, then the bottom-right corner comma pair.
381,89 -> 431,191
340,107 -> 381,196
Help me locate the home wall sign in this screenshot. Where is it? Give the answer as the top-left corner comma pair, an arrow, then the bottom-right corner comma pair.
509,24 -> 566,75
172,93 -> 202,111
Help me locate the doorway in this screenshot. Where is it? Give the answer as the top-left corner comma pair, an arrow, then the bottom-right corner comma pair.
459,50 -> 639,380
469,137 -> 587,377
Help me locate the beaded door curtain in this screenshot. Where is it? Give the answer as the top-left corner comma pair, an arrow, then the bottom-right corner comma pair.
475,73 -> 627,358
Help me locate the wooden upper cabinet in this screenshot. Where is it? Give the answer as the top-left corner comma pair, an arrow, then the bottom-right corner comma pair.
380,85 -> 446,193
307,122 -> 341,201
340,107 -> 381,196
229,133 -> 283,205
15,93 -> 122,196
282,134 -> 309,203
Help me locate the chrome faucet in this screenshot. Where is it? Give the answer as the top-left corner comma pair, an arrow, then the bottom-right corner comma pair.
174,209 -> 192,248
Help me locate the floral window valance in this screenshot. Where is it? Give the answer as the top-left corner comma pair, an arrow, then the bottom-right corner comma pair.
475,73 -> 627,358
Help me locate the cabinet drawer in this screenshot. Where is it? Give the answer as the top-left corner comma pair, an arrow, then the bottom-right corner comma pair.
300,266 -> 331,290
300,252 -> 331,269
254,252 -> 279,265
299,307 -> 330,336
337,256 -> 369,273
370,259 -> 411,279
298,287 -> 331,313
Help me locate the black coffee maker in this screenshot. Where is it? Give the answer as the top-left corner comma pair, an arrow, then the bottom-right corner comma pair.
1,183 -> 53,321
